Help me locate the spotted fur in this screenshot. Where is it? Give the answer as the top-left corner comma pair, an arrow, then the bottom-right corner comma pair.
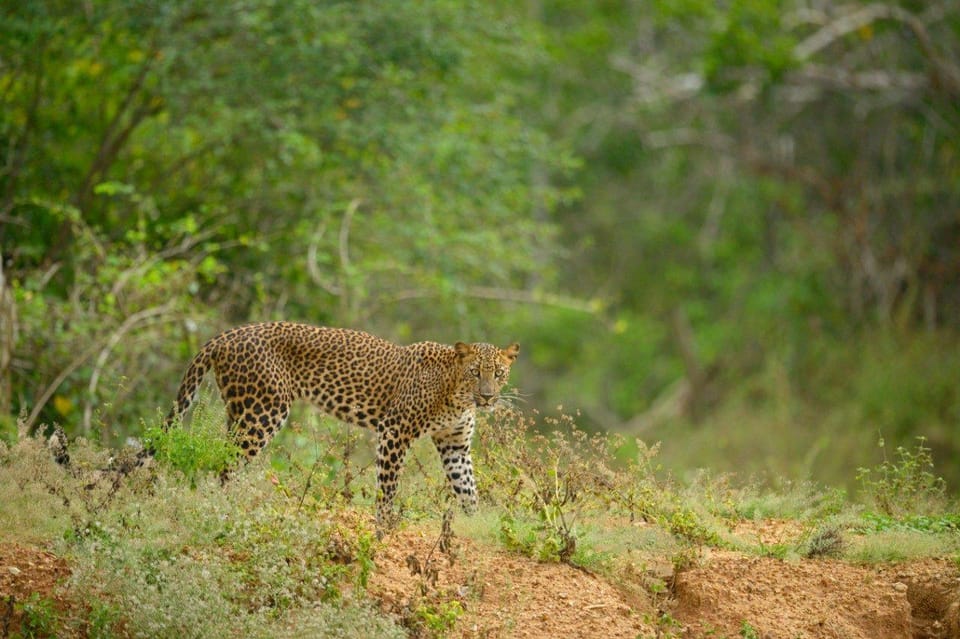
162,322 -> 519,529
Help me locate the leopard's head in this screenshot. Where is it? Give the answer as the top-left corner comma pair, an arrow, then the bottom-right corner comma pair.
454,341 -> 520,410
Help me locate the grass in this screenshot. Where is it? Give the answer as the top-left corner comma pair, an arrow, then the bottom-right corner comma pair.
846,530 -> 958,563
0,400 -> 957,637
0,426 -> 402,639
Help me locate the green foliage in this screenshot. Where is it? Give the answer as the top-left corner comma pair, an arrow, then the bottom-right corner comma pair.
7,212 -> 215,441
846,530 -> 960,564
853,336 -> 960,441
661,505 -> 722,547
354,530 -> 377,592
649,610 -> 684,639
86,602 -> 121,639
411,599 -> 464,638
1,0 -> 570,448
531,0 -> 960,492
858,512 -> 960,535
497,513 -> 574,563
3,417 -> 960,636
704,0 -> 798,91
739,620 -> 761,639
0,430 -> 401,638
268,605 -> 405,639
142,396 -> 240,486
16,593 -> 58,639
267,414 -> 378,513
2,0 -> 960,542
699,476 -> 847,524
856,437 -> 948,517
477,409 -> 628,563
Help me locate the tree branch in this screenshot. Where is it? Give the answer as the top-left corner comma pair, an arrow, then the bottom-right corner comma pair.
24,339 -> 105,435
0,255 -> 16,415
338,199 -> 360,275
82,303 -> 179,435
387,286 -> 602,315
71,48 -> 160,213
0,33 -> 47,225
307,218 -> 343,297
795,3 -> 960,98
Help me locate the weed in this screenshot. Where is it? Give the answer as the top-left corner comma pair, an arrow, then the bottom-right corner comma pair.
477,408 -> 635,564
725,479 -> 846,523
858,511 -> 960,534
402,515 -> 460,600
607,438 -> 663,522
856,436 -> 947,517
142,397 -> 239,486
651,610 -> 683,638
274,415 -> 377,511
17,593 -> 58,639
411,599 -> 464,637
663,505 -> 722,547
670,546 -> 701,573
354,530 -> 377,592
802,525 -> 845,558
740,620 -> 760,638
395,523 -> 467,638
86,602 -> 121,639
268,603 -> 405,639
756,540 -> 789,560
497,513 -> 573,562
846,530 -> 960,563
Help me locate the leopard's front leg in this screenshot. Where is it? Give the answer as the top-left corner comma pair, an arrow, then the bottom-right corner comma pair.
431,420 -> 478,515
374,419 -> 410,535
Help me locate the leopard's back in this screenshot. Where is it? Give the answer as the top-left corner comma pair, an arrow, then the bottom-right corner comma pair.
168,323 -> 459,448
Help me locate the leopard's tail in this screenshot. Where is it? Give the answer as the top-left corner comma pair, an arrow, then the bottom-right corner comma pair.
163,347 -> 214,431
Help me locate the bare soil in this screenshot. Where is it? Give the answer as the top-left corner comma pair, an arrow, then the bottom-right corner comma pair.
2,525 -> 959,638
0,543 -> 72,637
367,529 -> 655,638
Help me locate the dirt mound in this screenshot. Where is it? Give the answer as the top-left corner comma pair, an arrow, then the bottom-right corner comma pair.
671,550 -> 960,639
672,550 -> 911,638
1,530 -> 958,638
876,560 -> 960,639
0,543 -> 71,636
368,529 -> 656,638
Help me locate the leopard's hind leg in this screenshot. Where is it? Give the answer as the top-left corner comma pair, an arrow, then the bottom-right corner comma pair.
216,361 -> 294,463
374,416 -> 413,534
223,394 -> 292,461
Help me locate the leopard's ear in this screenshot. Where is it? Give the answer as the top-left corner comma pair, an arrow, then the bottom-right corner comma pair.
501,343 -> 520,363
454,342 -> 475,361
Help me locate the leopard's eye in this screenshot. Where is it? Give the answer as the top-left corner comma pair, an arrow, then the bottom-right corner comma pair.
494,369 -> 504,379
472,369 -> 481,378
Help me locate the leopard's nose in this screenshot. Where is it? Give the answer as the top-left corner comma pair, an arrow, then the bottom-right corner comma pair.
479,392 -> 495,401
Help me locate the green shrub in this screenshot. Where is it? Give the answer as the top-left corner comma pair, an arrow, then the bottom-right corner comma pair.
411,599 -> 464,637
17,593 -> 58,639
740,620 -> 761,639
856,436 -> 948,517
476,409 -> 623,563
141,395 -> 239,486
86,601 -> 121,639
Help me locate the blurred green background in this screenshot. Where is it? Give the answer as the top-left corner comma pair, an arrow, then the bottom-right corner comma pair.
2,0 -> 958,491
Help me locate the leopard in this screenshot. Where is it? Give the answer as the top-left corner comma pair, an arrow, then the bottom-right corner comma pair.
158,321 -> 519,530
